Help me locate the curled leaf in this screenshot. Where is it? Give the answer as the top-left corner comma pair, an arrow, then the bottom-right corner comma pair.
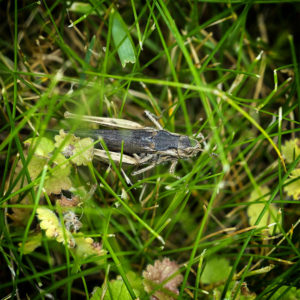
37,207 -> 75,247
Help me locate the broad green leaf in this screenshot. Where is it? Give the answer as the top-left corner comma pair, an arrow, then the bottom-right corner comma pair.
91,271 -> 144,300
201,257 -> 231,284
43,166 -> 72,194
126,271 -> 145,297
24,137 -> 55,157
27,155 -> 47,180
111,9 -> 136,68
91,281 -> 133,300
27,154 -> 72,194
24,136 -> 72,194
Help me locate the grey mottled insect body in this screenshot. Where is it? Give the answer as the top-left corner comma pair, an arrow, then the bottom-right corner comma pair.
64,111 -> 203,175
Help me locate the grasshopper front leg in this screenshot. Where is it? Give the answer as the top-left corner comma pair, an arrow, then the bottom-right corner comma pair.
131,163 -> 158,176
169,160 -> 178,174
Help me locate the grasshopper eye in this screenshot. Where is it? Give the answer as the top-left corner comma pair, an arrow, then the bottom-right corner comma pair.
189,137 -> 198,148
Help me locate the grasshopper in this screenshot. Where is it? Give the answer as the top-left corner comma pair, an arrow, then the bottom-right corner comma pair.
64,111 -> 204,176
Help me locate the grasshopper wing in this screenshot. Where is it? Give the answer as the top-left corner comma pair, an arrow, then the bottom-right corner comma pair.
64,111 -> 144,130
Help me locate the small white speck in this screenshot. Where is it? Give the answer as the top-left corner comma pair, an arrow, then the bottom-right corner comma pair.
255,50 -> 263,61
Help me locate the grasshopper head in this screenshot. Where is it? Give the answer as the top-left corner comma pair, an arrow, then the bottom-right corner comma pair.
178,136 -> 202,158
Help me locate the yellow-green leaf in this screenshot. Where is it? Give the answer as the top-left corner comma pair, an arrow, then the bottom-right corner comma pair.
36,207 -> 74,247
55,130 -> 94,166
28,155 -> 47,180
45,157 -> 72,194
24,137 -> 55,157
282,139 -> 300,163
201,257 -> 231,284
27,154 -> 72,194
284,168 -> 300,200
74,233 -> 107,260
24,136 -> 72,194
19,232 -> 42,254
91,272 -> 144,300
247,186 -> 281,235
